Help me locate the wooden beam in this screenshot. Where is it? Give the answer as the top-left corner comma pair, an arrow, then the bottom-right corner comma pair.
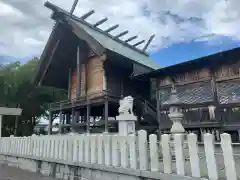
104,99 -> 109,132
105,24 -> 119,33
133,40 -> 145,47
210,68 -> 220,121
85,63 -> 88,96
59,110 -> 63,134
39,40 -> 61,86
142,34 -> 155,52
87,104 -> 91,133
70,0 -> 79,15
115,30 -> 129,38
48,112 -> 53,135
66,113 -> 71,124
76,46 -> 81,97
68,68 -> 72,100
80,10 -> 95,20
72,108 -> 78,133
14,118 -> 19,136
125,35 -> 138,43
93,18 -> 108,27
156,89 -> 161,135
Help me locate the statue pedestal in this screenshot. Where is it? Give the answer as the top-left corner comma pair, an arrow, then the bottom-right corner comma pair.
169,111 -> 185,134
116,114 -> 137,136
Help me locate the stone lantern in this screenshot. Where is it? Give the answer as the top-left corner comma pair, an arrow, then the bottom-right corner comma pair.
168,87 -> 185,134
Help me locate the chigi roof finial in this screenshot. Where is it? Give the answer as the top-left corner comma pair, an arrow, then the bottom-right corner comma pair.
70,0 -> 79,16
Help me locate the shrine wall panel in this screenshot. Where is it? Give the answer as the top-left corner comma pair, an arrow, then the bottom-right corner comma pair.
86,56 -> 105,95
215,62 -> 240,81
157,68 -> 211,88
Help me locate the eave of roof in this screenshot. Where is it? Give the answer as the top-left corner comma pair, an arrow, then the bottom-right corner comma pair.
32,23 -> 60,86
134,46 -> 240,79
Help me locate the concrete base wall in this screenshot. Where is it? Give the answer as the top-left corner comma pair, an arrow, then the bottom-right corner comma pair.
0,154 -> 200,180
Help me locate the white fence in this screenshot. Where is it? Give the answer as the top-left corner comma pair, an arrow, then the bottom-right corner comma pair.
0,131 -> 239,180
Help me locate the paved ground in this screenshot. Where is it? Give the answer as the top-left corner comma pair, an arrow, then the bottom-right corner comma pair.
0,165 -> 59,180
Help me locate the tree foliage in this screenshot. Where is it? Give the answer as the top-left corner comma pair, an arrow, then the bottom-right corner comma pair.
0,58 -> 67,136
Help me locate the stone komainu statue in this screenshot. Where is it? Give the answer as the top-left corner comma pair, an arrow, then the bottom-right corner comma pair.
118,96 -> 134,115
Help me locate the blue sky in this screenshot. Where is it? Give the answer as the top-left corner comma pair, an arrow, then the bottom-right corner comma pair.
150,38 -> 240,67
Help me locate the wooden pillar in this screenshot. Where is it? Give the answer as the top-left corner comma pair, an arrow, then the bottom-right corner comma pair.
104,99 -> 109,132
62,113 -> 66,133
71,107 -> 77,133
14,104 -> 20,136
93,116 -> 96,126
210,68 -> 219,121
76,45 -> 81,98
48,112 -> 53,135
120,77 -> 124,96
156,89 -> 161,134
0,115 -> 2,137
14,116 -> 19,136
59,110 -> 63,134
66,113 -> 71,124
85,62 -> 88,96
68,68 -> 72,100
65,112 -> 70,132
86,104 -> 91,133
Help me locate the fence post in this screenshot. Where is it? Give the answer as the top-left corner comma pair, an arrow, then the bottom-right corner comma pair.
220,133 -> 237,180
84,135 -> 90,163
78,135 -> 84,162
90,135 -> 97,164
161,134 -> 172,174
54,136 -> 60,160
47,136 -> 52,159
129,134 -> 137,169
58,136 -> 63,160
174,134 -> 185,176
35,137 -> 39,157
138,130 -> 148,171
42,136 -> 47,159
104,134 -> 112,166
0,138 -> 2,153
50,136 -> 55,159
149,134 -> 159,172
19,137 -> 22,155
63,136 -> 68,161
32,135 -> 37,157
26,137 -> 30,156
39,137 -> 44,158
204,133 -> 218,180
119,136 -> 128,168
112,135 -> 120,167
98,135 -> 104,165
23,137 -> 26,156
187,133 -> 200,177
73,135 -> 79,163
67,136 -> 74,163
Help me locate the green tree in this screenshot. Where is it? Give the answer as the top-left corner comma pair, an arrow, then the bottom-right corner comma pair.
0,58 -> 67,136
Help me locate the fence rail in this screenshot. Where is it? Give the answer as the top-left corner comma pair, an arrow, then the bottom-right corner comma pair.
0,131 -> 239,180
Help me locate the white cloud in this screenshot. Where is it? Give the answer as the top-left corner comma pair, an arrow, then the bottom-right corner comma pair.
0,0 -> 240,59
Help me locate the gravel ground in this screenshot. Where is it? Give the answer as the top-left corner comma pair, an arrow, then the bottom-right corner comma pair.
0,165 -> 59,180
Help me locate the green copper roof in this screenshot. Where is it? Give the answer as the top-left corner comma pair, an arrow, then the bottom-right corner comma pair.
71,18 -> 160,69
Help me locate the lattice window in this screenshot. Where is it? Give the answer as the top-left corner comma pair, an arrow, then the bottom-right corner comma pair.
159,81 -> 213,105
217,79 -> 240,104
